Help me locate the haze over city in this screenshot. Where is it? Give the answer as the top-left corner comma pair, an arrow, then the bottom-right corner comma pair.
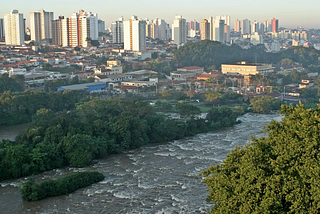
1,0 -> 320,28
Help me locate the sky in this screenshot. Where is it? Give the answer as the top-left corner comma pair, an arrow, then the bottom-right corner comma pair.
1,0 -> 320,29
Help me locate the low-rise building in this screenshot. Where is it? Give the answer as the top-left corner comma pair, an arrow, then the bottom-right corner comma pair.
95,73 -> 132,83
221,61 -> 274,75
121,80 -> 157,87
57,82 -> 106,91
177,66 -> 204,73
170,70 -> 198,81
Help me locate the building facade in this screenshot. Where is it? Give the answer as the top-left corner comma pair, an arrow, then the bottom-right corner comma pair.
221,62 -> 274,75
172,15 -> 186,46
123,16 -> 146,52
30,10 -> 53,44
200,19 -> 210,40
0,18 -> 4,40
272,18 -> 279,33
241,19 -> 251,35
4,10 -> 25,45
111,17 -> 124,44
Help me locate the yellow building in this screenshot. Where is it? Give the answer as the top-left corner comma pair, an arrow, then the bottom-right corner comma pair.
221,61 -> 274,75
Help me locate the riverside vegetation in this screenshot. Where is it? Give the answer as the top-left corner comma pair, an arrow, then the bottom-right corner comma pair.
0,98 -> 240,182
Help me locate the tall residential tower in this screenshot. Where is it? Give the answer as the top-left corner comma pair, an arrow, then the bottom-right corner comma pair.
172,15 -> 186,46
123,16 -> 146,52
30,10 -> 54,44
4,10 -> 24,45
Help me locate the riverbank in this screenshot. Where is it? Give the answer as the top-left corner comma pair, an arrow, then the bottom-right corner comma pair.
0,113 -> 281,213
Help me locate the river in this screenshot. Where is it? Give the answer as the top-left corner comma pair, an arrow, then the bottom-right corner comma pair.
0,113 -> 282,214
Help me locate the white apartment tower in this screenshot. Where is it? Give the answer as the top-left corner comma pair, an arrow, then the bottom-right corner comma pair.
112,17 -> 124,43
172,15 -> 186,46
30,10 -> 54,44
123,16 -> 146,52
4,10 -> 25,45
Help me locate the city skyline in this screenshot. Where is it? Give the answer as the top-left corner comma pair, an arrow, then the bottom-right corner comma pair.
1,0 -> 320,29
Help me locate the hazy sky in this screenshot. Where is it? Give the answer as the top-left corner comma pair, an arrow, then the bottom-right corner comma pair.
1,0 -> 320,29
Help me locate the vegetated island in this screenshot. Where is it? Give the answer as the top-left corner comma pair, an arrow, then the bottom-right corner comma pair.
19,171 -> 104,201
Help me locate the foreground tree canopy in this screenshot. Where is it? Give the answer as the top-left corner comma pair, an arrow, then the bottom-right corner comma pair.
202,103 -> 320,213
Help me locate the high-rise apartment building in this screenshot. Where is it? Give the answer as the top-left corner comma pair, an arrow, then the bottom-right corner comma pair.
98,19 -> 105,33
154,18 -> 168,40
0,18 -> 4,40
4,10 -> 25,45
53,10 -> 98,48
172,15 -> 186,46
30,10 -> 53,44
52,16 -> 64,46
259,23 -> 265,35
241,19 -> 251,35
264,20 -> 272,32
123,16 -> 146,52
217,15 -> 230,43
189,20 -> 199,31
200,19 -> 210,40
251,21 -> 259,34
112,17 -> 124,44
272,18 -> 279,33
234,19 -> 240,32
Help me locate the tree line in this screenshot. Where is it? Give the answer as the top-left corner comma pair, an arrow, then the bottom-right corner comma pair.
173,40 -> 320,70
0,98 -> 240,181
0,89 -> 89,126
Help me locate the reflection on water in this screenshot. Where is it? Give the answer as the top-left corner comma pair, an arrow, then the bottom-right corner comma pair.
0,123 -> 31,141
0,113 -> 282,214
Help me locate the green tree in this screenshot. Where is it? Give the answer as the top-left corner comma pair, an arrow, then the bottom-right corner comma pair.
176,103 -> 201,119
202,103 -> 320,213
250,96 -> 281,113
204,90 -> 223,106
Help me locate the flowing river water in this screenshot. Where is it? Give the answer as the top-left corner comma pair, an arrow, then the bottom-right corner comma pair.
0,113 -> 282,214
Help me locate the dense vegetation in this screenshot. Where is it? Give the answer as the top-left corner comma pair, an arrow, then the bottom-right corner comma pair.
0,98 -> 239,181
173,40 -> 320,70
0,73 -> 24,93
250,96 -> 281,113
19,171 -> 104,201
202,103 -> 320,213
0,90 -> 88,126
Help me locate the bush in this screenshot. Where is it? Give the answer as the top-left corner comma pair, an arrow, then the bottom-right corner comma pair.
19,171 -> 104,201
